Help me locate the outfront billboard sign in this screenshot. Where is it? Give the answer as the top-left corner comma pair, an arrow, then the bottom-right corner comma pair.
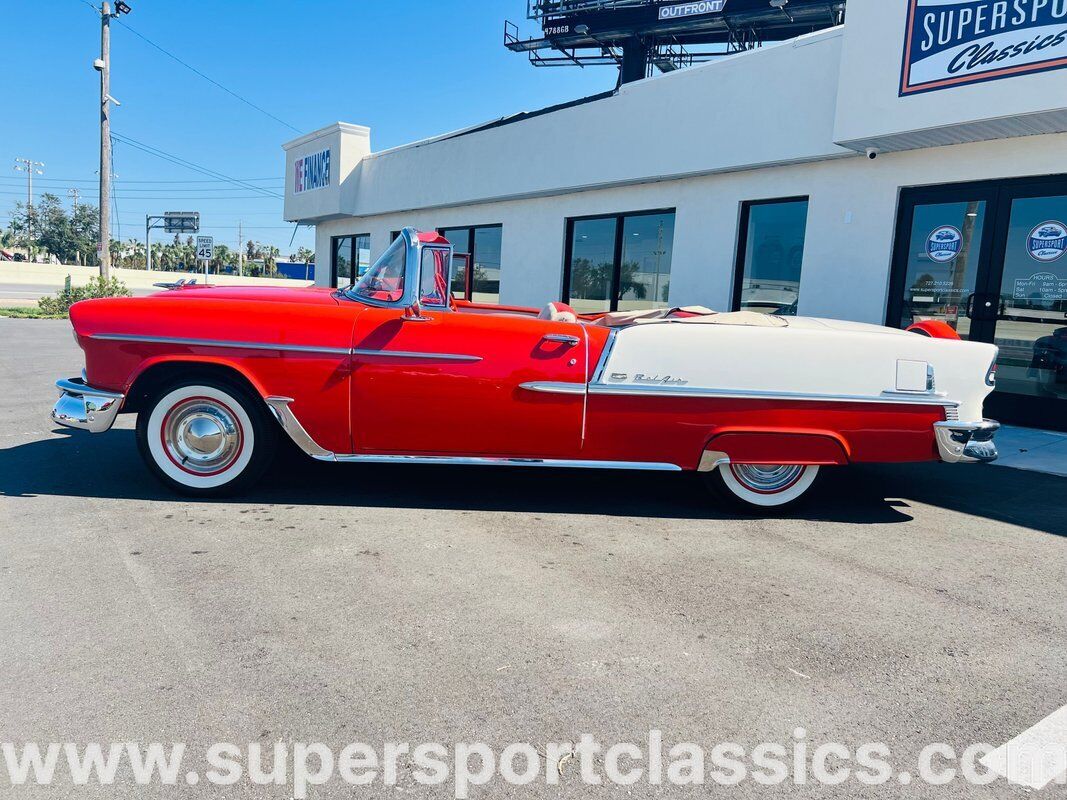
900,0 -> 1067,96
658,1 -> 727,21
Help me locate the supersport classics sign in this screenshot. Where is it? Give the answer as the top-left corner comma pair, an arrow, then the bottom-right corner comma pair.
900,0 -> 1067,95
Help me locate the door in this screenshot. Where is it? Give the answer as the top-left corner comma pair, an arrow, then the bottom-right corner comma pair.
985,182 -> 1067,426
887,185 -> 998,341
350,307 -> 587,457
889,176 -> 1067,429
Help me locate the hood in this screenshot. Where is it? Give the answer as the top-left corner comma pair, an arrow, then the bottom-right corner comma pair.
147,284 -> 341,306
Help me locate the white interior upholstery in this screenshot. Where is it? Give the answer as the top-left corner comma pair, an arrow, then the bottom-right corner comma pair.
538,302 -> 578,324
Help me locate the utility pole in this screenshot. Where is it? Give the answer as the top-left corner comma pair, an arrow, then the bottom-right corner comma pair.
94,1 -> 130,278
98,2 -> 112,278
67,187 -> 81,212
237,221 -> 244,276
13,158 -> 44,261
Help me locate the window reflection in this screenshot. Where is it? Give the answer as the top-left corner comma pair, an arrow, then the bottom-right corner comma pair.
473,226 -> 502,303
355,234 -> 371,279
896,202 -> 985,338
332,236 -> 353,289
736,199 -> 808,315
567,217 -> 616,313
437,225 -> 503,303
620,213 -> 674,311
993,194 -> 1067,400
565,212 -> 675,313
440,227 -> 471,300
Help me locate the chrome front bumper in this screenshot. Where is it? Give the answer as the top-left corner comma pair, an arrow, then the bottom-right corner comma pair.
51,377 -> 125,434
934,419 -> 1000,464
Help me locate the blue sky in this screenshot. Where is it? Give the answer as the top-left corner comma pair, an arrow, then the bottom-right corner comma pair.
1,1 -> 610,255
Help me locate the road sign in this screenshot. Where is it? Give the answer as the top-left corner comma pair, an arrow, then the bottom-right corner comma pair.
196,235 -> 214,261
163,211 -> 200,234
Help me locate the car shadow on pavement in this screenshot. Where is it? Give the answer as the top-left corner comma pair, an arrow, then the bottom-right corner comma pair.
2,428 -> 1066,533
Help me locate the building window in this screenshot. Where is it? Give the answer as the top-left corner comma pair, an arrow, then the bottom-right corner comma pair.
331,234 -> 370,289
563,210 -> 675,313
437,225 -> 503,303
733,198 -> 809,316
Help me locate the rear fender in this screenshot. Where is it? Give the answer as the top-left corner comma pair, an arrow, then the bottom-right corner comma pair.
699,428 -> 851,471
907,320 -> 961,340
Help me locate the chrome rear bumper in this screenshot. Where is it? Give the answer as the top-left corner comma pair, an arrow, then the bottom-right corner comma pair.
934,419 -> 999,464
51,377 -> 125,433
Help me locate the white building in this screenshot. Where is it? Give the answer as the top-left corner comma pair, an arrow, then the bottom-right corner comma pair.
283,1 -> 1067,429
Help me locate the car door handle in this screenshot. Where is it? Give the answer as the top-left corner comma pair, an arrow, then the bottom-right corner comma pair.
542,333 -> 580,346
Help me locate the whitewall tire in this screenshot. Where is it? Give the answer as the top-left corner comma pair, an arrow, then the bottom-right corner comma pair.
137,379 -> 275,496
705,464 -> 821,511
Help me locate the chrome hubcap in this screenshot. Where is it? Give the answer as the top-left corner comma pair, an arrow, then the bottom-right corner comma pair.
163,399 -> 241,474
731,464 -> 805,493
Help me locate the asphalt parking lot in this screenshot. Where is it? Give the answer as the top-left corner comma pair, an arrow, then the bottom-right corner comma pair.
1,316 -> 1065,798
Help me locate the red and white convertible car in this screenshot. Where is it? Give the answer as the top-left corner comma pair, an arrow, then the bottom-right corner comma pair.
52,228 -> 999,509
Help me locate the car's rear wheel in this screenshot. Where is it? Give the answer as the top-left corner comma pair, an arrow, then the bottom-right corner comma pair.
704,463 -> 820,511
136,378 -> 275,497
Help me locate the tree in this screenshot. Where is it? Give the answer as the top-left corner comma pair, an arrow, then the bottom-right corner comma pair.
7,195 -> 99,265
293,246 -> 314,265
210,244 -> 234,273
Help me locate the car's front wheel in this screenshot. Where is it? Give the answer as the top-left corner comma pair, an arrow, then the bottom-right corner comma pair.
704,463 -> 820,511
136,378 -> 275,497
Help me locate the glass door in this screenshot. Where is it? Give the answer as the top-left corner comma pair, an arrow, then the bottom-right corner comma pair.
887,186 -> 998,341
889,176 -> 1067,430
986,183 -> 1067,426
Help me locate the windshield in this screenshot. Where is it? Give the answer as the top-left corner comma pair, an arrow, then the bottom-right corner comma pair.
346,236 -> 406,303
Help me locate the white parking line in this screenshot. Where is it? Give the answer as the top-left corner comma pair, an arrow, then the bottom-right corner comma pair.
980,704 -> 1067,789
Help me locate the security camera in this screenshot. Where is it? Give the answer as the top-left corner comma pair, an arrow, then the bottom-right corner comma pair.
866,147 -> 880,160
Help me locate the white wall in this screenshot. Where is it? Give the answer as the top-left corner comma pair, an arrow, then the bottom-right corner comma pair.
335,28 -> 849,217
317,131 -> 1067,324
283,123 -> 371,223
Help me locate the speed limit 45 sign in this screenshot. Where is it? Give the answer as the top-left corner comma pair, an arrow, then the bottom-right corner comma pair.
195,235 -> 214,261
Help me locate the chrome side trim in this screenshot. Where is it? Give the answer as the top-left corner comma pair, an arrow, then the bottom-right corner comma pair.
264,396 -> 334,458
91,333 -> 350,357
519,381 -> 586,395
588,382 -> 960,407
880,389 -> 947,400
352,349 -> 481,363
697,450 -> 730,473
321,454 -> 683,471
51,377 -> 125,433
934,419 -> 999,464
268,394 -> 679,470
590,328 -> 619,384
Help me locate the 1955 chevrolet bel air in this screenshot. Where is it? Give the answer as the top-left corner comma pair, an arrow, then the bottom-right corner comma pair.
51,228 -> 1000,509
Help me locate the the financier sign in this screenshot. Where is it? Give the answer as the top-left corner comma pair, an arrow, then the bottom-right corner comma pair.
294,148 -> 331,194
900,0 -> 1067,95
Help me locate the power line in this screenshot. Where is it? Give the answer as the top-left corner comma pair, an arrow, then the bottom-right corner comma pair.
0,176 -> 283,185
112,16 -> 301,133
0,190 -> 282,201
110,133 -> 283,199
0,180 -> 284,192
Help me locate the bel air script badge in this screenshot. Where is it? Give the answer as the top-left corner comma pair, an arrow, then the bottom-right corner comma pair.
633,373 -> 689,386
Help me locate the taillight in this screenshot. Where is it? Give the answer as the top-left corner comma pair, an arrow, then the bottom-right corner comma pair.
985,359 -> 997,387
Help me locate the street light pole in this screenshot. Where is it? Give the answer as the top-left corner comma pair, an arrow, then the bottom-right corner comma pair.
13,158 -> 44,261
